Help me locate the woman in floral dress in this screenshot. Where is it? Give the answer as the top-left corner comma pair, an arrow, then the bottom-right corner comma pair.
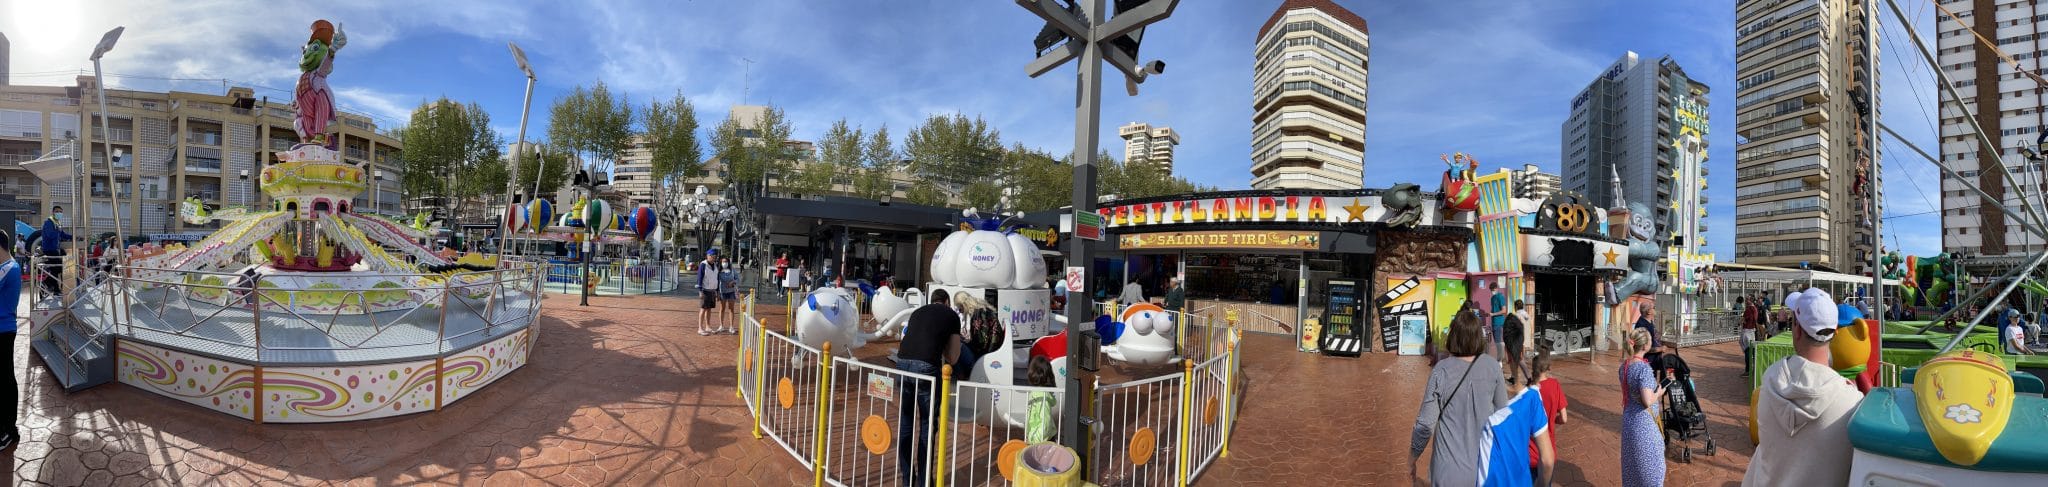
1619,327 -> 1668,486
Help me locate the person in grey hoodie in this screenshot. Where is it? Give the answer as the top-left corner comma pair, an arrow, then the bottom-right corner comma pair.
1410,307 -> 1510,485
1743,288 -> 1862,486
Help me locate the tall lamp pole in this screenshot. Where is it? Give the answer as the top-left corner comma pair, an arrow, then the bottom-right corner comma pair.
91,27 -> 128,248
1017,0 -> 1178,460
507,42 -> 537,258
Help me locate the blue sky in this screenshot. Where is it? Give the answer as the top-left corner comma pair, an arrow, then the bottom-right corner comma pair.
5,0 -> 1953,259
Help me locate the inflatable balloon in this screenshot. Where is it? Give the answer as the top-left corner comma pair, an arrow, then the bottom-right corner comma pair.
794,287 -> 865,357
582,199 -> 612,232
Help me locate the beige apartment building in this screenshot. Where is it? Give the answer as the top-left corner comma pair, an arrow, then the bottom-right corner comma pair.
1250,0 -> 1369,190
1,76 -> 402,239
1732,0 -> 1880,274
1934,1 -> 2048,274
1118,122 -> 1180,174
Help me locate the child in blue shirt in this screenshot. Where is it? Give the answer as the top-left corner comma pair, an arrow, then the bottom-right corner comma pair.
1480,382 -> 1554,486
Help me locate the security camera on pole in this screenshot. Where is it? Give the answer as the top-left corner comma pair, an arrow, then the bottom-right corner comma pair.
1016,0 -> 1179,463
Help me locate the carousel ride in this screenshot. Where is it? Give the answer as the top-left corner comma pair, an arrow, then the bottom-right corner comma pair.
31,19 -> 542,424
788,209 -> 1200,428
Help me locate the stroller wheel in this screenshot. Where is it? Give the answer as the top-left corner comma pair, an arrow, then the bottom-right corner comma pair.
1705,439 -> 1717,456
1679,448 -> 1692,463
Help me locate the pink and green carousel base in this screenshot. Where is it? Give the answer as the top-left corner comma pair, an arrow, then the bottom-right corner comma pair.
114,327 -> 533,423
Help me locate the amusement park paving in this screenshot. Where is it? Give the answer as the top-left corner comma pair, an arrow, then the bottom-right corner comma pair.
6,290 -> 1755,485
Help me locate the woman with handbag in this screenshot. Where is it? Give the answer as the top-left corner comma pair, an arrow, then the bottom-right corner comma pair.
1409,306 -> 1509,485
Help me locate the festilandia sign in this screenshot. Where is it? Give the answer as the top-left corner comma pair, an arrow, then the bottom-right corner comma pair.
1119,230 -> 1320,250
1098,190 -> 1443,229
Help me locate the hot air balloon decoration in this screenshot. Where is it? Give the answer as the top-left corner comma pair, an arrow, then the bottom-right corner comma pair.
527,199 -> 554,233
632,207 -> 657,240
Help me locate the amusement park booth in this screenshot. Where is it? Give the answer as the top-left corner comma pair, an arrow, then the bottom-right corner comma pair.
1096,187 -> 1467,357
753,196 -> 967,289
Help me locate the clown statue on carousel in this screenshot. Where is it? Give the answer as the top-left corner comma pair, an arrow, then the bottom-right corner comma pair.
294,20 -> 347,149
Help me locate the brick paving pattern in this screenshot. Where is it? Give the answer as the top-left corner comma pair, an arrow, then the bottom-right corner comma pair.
6,292 -> 1759,485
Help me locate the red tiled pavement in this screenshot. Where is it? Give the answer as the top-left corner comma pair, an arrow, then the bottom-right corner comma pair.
6,292 -> 1758,485
1197,335 -> 1755,486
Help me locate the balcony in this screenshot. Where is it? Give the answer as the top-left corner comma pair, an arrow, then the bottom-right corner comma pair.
185,161 -> 223,174
95,128 -> 134,142
0,183 -> 36,196
0,153 -> 34,165
269,139 -> 294,151
346,147 -> 369,160
186,132 -> 223,146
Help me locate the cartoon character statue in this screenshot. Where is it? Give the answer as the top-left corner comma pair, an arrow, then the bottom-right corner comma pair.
1382,183 -> 1425,229
1097,303 -> 1177,365
1612,202 -> 1662,297
1439,152 -> 1481,213
794,287 -> 866,357
293,20 -> 347,148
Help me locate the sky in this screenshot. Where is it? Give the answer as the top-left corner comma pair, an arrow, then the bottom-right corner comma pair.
3,0 -> 1954,259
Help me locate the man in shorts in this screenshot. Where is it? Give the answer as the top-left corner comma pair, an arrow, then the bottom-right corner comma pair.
696,250 -> 722,336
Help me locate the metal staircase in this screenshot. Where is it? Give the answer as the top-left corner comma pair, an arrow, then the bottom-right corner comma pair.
28,278 -> 117,392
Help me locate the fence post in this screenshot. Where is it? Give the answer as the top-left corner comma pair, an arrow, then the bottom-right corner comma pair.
753,319 -> 769,440
1220,337 -> 1236,459
1177,358 -> 1194,487
813,342 -> 833,487
787,290 -> 797,335
934,364 -> 953,487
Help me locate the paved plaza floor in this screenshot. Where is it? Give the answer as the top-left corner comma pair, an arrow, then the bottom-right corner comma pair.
6,291 -> 1756,485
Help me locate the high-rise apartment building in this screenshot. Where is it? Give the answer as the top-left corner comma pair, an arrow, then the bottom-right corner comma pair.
1,76 -> 403,238
1732,0 -> 1880,274
1561,52 -> 1710,241
1509,163 -> 1562,200
1250,0 -> 1368,190
1117,122 -> 1180,173
1936,2 -> 2048,273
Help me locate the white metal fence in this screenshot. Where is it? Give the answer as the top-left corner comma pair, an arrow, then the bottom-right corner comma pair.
741,296 -> 1245,486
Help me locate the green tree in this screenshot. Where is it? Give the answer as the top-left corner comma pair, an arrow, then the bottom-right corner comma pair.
962,181 -> 1003,209
545,82 -> 635,180
452,102 -> 506,221
904,113 -> 1001,189
515,145 -> 573,201
395,98 -> 501,222
1006,146 -> 1070,212
903,184 -> 949,207
852,125 -> 898,200
816,118 -> 865,199
642,91 -> 702,234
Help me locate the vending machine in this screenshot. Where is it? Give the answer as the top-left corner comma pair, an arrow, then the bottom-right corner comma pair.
1319,279 -> 1366,357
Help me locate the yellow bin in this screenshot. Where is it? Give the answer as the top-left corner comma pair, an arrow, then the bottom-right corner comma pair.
1011,443 -> 1093,487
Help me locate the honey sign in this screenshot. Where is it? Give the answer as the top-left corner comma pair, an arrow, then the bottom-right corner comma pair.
1118,230 -> 1320,251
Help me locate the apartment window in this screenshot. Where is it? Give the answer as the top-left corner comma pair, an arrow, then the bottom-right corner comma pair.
0,109 -> 42,138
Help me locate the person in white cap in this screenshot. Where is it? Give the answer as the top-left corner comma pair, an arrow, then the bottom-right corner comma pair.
1744,288 -> 1863,486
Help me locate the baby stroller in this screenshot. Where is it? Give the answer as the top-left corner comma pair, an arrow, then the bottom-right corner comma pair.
1650,350 -> 1716,463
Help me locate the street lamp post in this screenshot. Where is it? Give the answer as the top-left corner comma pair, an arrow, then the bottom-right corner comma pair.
505,42 -> 537,259
573,170 -> 612,307
1017,0 -> 1178,459
91,26 -> 128,247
